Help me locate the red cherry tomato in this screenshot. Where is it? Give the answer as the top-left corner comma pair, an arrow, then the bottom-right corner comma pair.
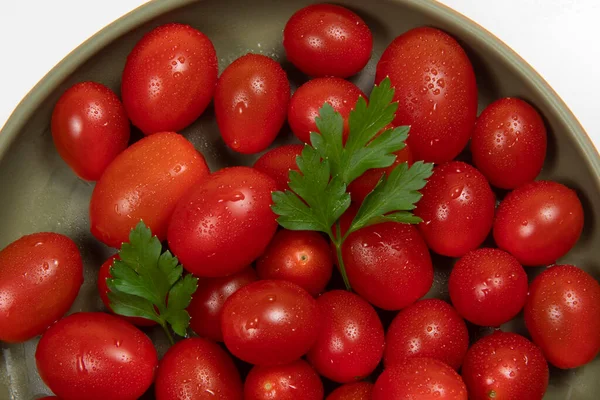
348,143 -> 413,204
471,98 -> 547,189
283,4 -> 372,78
51,81 -> 130,181
244,359 -> 323,400
288,77 -> 365,143
376,27 -> 477,163
253,144 -> 303,191
168,167 -> 277,277
493,180 -> 584,266
449,248 -> 528,327
326,382 -> 373,400
525,265 -> 600,368
342,221 -> 433,310
121,23 -> 217,134
35,312 -> 157,400
256,230 -> 333,296
415,161 -> 495,257
0,233 -> 82,343
90,132 -> 209,248
187,266 -> 258,341
215,54 -> 290,154
384,299 -> 469,370
462,332 -> 549,400
97,255 -> 156,327
154,337 -> 242,400
221,280 -> 319,365
307,290 -> 384,383
373,357 -> 467,400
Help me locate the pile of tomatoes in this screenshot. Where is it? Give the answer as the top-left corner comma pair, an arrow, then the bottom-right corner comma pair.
0,3 -> 599,400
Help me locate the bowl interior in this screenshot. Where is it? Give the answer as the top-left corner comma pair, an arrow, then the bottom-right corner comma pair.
1,0 -> 599,398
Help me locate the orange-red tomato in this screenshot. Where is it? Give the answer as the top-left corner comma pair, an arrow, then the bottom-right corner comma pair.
0,232 -> 82,343
244,360 -> 323,400
326,382 -> 373,400
90,132 -> 209,248
51,81 -> 130,181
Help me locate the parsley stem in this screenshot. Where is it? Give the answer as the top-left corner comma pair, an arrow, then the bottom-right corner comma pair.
160,322 -> 175,346
334,221 -> 352,291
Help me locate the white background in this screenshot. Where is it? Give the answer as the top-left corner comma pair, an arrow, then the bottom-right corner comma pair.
0,0 -> 598,148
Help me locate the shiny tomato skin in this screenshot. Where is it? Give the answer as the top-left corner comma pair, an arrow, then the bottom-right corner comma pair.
493,180 -> 584,266
168,167 -> 277,277
0,233 -> 82,343
187,266 -> 258,341
462,332 -> 549,400
342,222 -> 433,310
373,357 -> 467,400
97,255 -> 156,327
90,132 -> 209,248
253,144 -> 303,191
256,230 -> 333,296
415,162 -> 495,258
449,248 -> 528,327
215,54 -> 290,154
471,98 -> 547,189
221,280 -> 319,365
35,312 -> 158,400
155,337 -> 242,400
348,144 -> 413,204
307,290 -> 384,383
525,265 -> 600,368
288,77 -> 366,143
384,299 -> 469,370
244,359 -> 323,400
283,4 -> 372,78
326,382 -> 373,400
376,27 -> 477,163
51,81 -> 130,181
121,23 -> 217,135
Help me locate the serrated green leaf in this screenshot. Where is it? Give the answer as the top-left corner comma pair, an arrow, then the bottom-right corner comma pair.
310,103 -> 345,178
109,260 -> 161,305
158,251 -> 182,287
107,290 -> 160,323
272,191 -> 329,232
349,161 -> 434,233
167,274 -> 198,312
165,309 -> 191,337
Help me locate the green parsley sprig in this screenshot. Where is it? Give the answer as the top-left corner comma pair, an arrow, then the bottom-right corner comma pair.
106,221 -> 198,344
272,77 -> 434,290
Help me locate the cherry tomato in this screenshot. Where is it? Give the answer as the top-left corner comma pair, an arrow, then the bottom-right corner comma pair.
342,221 -> 433,310
215,54 -> 290,154
288,77 -> 365,143
155,337 -> 243,400
256,230 -> 333,296
35,312 -> 157,400
415,161 -> 495,257
373,357 -> 467,400
244,359 -> 323,400
97,255 -> 156,327
90,132 -> 209,248
51,81 -> 130,181
493,180 -> 584,266
187,266 -> 258,341
221,280 -> 319,365
0,233 -> 82,343
326,382 -> 373,400
307,290 -> 384,383
384,299 -> 469,370
462,332 -> 549,400
283,4 -> 372,78
471,98 -> 547,189
253,144 -> 303,191
525,265 -> 600,368
348,143 -> 413,204
168,167 -> 277,277
376,27 -> 477,163
121,23 -> 217,134
449,248 -> 528,327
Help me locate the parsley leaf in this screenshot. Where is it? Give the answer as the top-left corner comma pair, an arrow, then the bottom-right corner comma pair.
271,77 -> 434,291
106,221 -> 198,343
